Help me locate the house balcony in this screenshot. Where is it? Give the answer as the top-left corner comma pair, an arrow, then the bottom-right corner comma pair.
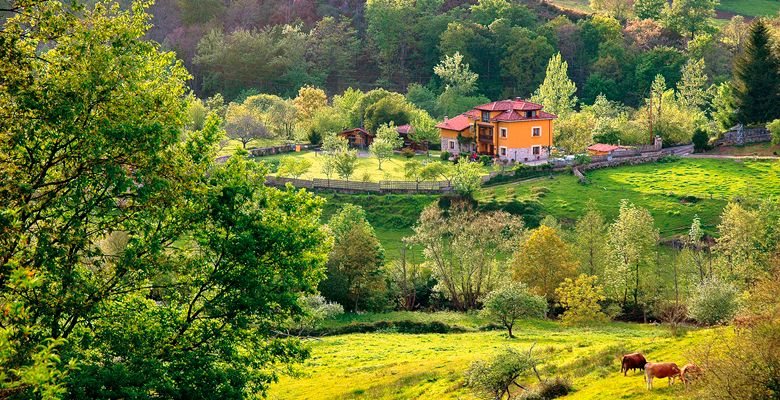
478,134 -> 493,143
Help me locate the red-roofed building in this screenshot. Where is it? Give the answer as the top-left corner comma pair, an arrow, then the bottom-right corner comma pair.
586,143 -> 623,156
438,98 -> 557,163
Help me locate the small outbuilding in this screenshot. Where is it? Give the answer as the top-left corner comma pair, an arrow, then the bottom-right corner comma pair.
338,128 -> 374,148
587,143 -> 623,156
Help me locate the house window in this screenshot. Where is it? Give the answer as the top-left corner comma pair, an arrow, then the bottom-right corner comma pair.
532,146 -> 541,155
525,111 -> 532,118
481,111 -> 490,122
449,140 -> 455,150
532,127 -> 541,137
500,128 -> 508,138
499,146 -> 507,156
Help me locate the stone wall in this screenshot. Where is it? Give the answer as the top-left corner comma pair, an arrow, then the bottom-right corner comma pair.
715,126 -> 771,146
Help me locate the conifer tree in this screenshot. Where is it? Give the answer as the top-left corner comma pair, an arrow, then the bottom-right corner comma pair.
733,19 -> 780,125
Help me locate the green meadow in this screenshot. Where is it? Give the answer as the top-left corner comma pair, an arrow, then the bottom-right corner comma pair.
269,312 -> 722,400
478,158 -> 780,237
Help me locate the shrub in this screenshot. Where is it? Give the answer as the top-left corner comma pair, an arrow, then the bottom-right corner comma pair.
689,278 -> 740,325
768,119 -> 780,145
307,129 -> 323,146
401,147 -> 416,158
519,377 -> 574,400
465,347 -> 538,400
692,128 -> 710,152
479,154 -> 493,166
481,283 -> 548,338
440,151 -> 451,161
555,274 -> 609,325
573,153 -> 591,166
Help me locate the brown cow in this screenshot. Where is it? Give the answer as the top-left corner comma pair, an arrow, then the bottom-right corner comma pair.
680,364 -> 700,387
644,362 -> 681,390
621,353 -> 647,376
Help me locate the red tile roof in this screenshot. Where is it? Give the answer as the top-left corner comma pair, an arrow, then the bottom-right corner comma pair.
474,98 -> 544,112
491,110 -> 557,122
435,114 -> 471,131
587,143 -> 622,152
396,124 -> 414,134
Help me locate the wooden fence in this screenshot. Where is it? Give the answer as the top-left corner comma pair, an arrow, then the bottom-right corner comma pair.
265,144 -> 695,194
265,176 -> 452,194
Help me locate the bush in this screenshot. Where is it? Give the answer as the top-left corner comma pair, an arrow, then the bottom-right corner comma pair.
768,119 -> 780,145
401,147 -> 416,158
519,377 -> 574,400
481,283 -> 548,338
479,154 -> 493,166
689,278 -> 740,325
692,128 -> 710,152
307,129 -> 323,146
555,274 -> 609,325
465,347 -> 538,400
440,151 -> 451,161
573,153 -> 591,166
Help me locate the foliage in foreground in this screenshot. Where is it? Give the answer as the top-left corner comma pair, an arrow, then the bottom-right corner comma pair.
0,2 -> 330,398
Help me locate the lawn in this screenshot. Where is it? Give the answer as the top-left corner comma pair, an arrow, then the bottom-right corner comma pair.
717,0 -> 780,17
546,0 -> 780,18
477,158 -> 780,237
269,312 -> 722,400
257,150 -> 492,182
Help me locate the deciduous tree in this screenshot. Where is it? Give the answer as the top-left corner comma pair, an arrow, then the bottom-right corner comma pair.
531,53 -> 578,118
481,283 -> 548,337
513,225 -> 578,303
407,204 -> 525,310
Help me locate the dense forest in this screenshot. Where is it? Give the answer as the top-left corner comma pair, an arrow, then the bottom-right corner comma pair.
131,0 -> 780,155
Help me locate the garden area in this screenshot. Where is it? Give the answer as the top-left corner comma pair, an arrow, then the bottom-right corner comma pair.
258,150 -> 494,182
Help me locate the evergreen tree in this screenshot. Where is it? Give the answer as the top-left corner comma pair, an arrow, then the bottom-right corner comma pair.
531,53 -> 578,117
733,19 -> 780,125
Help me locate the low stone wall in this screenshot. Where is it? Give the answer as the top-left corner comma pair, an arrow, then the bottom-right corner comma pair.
579,144 -> 693,172
715,127 -> 771,146
249,143 -> 314,157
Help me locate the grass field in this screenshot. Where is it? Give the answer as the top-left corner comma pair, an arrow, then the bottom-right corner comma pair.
258,150 -> 492,182
717,0 -> 780,17
547,0 -> 780,17
269,312 -> 722,400
477,158 -> 780,237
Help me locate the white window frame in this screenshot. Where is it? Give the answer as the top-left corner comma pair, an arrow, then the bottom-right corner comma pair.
499,127 -> 508,138
531,126 -> 542,137
499,146 -> 507,157
532,145 -> 541,155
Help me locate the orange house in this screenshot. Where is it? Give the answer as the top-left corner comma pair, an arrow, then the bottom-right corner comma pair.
436,98 -> 557,163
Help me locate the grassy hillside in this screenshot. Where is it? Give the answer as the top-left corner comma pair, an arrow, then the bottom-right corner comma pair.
478,158 -> 780,237
269,312 -> 722,400
547,0 -> 780,17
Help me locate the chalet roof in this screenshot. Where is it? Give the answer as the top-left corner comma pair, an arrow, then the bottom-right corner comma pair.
474,98 -> 544,112
587,143 -> 622,152
339,127 -> 374,137
435,114 -> 471,131
491,110 -> 557,122
396,124 -> 414,134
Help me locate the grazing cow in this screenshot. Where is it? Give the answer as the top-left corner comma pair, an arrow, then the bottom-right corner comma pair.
621,353 -> 647,376
680,364 -> 700,387
644,362 -> 681,390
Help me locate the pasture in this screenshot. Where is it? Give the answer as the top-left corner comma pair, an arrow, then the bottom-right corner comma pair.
546,0 -> 780,17
477,158 -> 780,237
269,312 -> 721,400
